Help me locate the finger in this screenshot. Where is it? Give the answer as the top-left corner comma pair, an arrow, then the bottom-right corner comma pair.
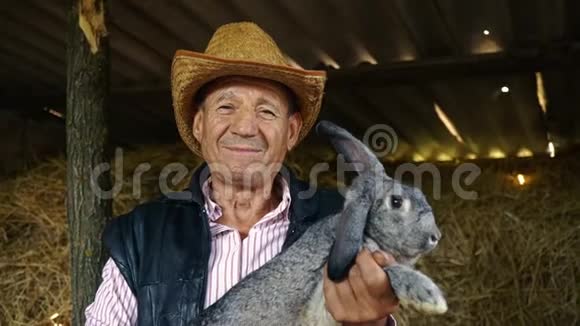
355,248 -> 377,271
334,271 -> 359,306
331,267 -> 363,321
349,262 -> 396,319
348,264 -> 375,308
356,249 -> 387,287
371,250 -> 396,267
323,265 -> 348,320
370,250 -> 399,307
356,250 -> 400,310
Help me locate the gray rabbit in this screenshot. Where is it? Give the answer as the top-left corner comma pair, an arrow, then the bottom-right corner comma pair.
196,120 -> 447,325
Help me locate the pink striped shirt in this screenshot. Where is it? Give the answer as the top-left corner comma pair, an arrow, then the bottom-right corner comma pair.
201,175 -> 291,308
85,175 -> 291,325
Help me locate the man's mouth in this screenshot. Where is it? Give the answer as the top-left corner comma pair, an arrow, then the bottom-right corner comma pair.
222,146 -> 262,153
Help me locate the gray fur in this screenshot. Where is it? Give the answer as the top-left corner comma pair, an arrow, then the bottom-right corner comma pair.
195,121 -> 447,325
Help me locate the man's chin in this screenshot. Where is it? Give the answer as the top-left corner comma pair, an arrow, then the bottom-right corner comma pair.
209,161 -> 279,185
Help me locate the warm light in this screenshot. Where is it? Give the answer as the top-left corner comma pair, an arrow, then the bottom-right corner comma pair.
412,153 -> 425,162
399,52 -> 416,61
352,39 -> 378,65
284,54 -> 303,69
434,103 -> 464,144
436,153 -> 453,161
535,72 -> 547,114
547,142 -> 556,158
50,313 -> 63,326
316,49 -> 340,69
501,86 -> 510,93
473,34 -> 502,53
465,153 -> 477,160
516,148 -> 534,158
44,107 -> 64,119
489,148 -> 506,159
516,174 -> 526,186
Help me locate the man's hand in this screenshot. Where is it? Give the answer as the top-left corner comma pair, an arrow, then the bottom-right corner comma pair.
323,248 -> 399,325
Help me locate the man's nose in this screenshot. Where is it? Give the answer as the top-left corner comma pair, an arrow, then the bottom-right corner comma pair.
230,109 -> 258,137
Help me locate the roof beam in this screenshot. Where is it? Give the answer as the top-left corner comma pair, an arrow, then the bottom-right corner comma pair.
326,47 -> 580,86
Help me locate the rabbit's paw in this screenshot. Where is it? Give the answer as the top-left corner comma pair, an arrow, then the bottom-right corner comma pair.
385,265 -> 447,315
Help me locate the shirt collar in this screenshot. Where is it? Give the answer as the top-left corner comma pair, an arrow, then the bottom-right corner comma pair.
201,174 -> 292,226
187,162 -> 321,227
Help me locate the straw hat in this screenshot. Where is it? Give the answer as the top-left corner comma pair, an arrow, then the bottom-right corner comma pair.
171,21 -> 327,156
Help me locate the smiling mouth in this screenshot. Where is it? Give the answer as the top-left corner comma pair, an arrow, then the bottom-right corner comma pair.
223,146 -> 262,153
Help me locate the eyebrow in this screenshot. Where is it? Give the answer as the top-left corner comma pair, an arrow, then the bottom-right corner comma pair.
214,90 -> 237,103
256,96 -> 280,110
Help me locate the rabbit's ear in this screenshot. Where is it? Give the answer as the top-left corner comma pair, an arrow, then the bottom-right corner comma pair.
327,182 -> 373,281
316,120 -> 385,176
318,120 -> 384,281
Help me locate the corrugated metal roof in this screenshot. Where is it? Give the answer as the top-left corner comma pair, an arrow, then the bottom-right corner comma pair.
1,0 -> 579,161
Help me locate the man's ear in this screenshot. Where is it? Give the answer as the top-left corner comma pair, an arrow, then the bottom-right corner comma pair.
286,112 -> 303,151
192,108 -> 204,142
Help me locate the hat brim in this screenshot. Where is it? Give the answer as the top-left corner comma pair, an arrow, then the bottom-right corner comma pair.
171,50 -> 327,156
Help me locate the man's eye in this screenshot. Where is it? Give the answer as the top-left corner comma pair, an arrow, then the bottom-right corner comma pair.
217,105 -> 233,112
259,109 -> 277,119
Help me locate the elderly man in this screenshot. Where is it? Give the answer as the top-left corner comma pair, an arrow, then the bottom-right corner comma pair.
85,22 -> 398,325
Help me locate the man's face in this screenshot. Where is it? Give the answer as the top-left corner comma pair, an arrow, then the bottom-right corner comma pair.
192,76 -> 302,185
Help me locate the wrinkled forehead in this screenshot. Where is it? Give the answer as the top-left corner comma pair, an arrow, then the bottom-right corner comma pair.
198,75 -> 294,107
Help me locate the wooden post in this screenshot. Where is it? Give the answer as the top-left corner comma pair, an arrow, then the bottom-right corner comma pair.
66,0 -> 111,325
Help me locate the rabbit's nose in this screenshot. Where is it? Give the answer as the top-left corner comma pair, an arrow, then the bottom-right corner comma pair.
428,234 -> 439,244
428,229 -> 441,247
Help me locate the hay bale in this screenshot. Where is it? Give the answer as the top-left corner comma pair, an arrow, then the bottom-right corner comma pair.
0,157 -> 69,326
1,144 -> 578,325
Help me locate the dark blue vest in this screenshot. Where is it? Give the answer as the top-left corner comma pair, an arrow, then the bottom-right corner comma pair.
103,163 -> 344,326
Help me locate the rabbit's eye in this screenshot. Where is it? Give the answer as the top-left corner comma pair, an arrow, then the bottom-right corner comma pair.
390,195 -> 403,209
